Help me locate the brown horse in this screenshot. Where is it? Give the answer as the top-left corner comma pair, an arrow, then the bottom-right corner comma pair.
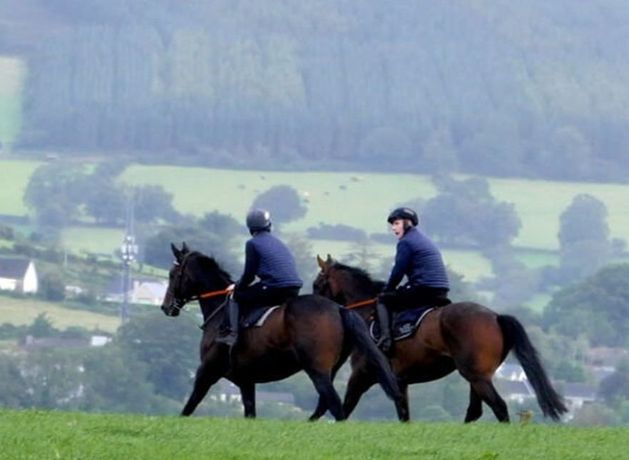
311,255 -> 568,423
160,243 -> 402,420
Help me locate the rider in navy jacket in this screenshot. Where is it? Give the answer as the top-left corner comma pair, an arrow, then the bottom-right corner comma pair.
216,209 -> 302,349
377,207 -> 450,353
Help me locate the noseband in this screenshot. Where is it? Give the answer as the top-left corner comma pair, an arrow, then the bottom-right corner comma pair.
169,254 -> 231,312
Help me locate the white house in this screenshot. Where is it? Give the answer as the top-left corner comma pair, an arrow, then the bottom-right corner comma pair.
131,280 -> 167,306
104,277 -> 168,306
0,257 -> 38,294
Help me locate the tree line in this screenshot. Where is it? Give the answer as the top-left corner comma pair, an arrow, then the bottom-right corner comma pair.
6,0 -> 629,181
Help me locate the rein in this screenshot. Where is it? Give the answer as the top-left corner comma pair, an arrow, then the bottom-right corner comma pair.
345,297 -> 378,309
197,288 -> 233,300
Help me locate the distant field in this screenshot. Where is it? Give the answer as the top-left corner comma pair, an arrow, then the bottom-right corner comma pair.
0,56 -> 25,151
3,160 -> 629,284
0,160 -> 41,216
121,165 -> 436,234
0,295 -> 120,333
490,177 -> 629,250
121,165 -> 629,251
1,409 -> 628,460
3,160 -> 628,252
61,226 -> 125,256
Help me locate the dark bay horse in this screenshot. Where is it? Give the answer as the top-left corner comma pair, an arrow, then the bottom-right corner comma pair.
160,243 -> 402,420
311,255 -> 568,423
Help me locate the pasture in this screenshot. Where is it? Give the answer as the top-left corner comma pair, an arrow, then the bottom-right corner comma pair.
120,165 -> 629,251
1,408 -> 627,459
2,159 -> 629,283
3,160 -> 629,252
0,160 -> 41,216
0,295 -> 120,333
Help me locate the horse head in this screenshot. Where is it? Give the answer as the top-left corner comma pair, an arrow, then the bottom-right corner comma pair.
313,254 -> 384,310
313,254 -> 339,300
161,242 -> 233,317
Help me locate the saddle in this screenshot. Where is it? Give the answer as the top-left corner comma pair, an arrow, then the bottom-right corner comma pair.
370,306 -> 434,342
240,305 -> 280,328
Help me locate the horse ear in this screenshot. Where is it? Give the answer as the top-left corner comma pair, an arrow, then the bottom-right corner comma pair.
181,241 -> 190,254
326,254 -> 333,263
317,254 -> 326,269
171,243 -> 182,261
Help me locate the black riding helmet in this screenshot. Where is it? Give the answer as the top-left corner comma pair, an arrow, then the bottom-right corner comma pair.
387,207 -> 419,227
246,208 -> 272,233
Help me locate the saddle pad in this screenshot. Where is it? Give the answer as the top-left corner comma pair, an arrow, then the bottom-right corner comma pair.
241,305 -> 281,328
370,306 -> 434,342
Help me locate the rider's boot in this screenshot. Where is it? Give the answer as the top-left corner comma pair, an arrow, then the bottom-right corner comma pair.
376,302 -> 392,354
216,298 -> 239,348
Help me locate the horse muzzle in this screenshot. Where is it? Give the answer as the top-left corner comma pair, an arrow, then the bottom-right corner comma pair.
161,299 -> 182,317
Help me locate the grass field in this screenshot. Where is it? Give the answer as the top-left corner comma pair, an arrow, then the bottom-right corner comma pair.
0,57 -> 25,152
121,165 -> 629,251
1,409 -> 627,460
60,226 -> 125,256
3,160 -> 628,253
0,160 -> 41,216
0,295 -> 120,333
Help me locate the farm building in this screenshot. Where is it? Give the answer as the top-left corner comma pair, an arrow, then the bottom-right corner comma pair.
0,257 -> 38,294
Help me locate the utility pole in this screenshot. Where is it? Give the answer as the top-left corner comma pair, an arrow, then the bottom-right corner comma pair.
119,197 -> 137,323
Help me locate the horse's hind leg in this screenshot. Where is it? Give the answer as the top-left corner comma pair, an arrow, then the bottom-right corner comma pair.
182,358 -> 227,416
469,379 -> 509,422
464,385 -> 483,423
240,381 -> 256,418
305,369 -> 345,421
309,360 -> 346,421
395,380 -> 410,422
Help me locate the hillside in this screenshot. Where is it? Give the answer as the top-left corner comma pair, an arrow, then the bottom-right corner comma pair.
2,1 -> 629,180
4,160 -> 628,252
3,159 -> 629,285
0,294 -> 120,333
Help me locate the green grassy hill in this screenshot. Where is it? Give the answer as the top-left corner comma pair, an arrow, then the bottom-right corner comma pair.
2,159 -> 627,283
120,165 -> 629,252
0,295 -> 120,333
0,160 -> 41,216
0,57 -> 25,152
4,160 -> 627,252
1,409 -> 627,459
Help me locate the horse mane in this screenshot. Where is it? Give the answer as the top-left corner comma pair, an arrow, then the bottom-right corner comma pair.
332,262 -> 385,295
190,251 -> 234,284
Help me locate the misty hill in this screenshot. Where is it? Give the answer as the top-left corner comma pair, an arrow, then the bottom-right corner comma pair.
3,0 -> 629,181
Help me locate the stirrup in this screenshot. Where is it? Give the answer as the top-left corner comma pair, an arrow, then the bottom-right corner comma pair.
376,336 -> 392,354
215,332 -> 237,347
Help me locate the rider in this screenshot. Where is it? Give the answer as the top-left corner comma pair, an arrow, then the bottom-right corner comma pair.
376,207 -> 450,353
216,208 -> 303,349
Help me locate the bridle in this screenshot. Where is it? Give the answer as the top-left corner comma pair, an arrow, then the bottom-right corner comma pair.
315,268 -> 377,310
169,253 -> 232,313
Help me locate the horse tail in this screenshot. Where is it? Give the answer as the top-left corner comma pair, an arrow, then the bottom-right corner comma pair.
497,315 -> 568,420
339,308 -> 401,401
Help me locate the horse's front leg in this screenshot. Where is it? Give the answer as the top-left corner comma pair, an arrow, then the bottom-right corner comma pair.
308,396 -> 327,421
182,350 -> 228,416
239,381 -> 256,418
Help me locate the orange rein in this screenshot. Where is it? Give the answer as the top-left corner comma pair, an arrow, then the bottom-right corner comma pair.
345,297 -> 378,309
